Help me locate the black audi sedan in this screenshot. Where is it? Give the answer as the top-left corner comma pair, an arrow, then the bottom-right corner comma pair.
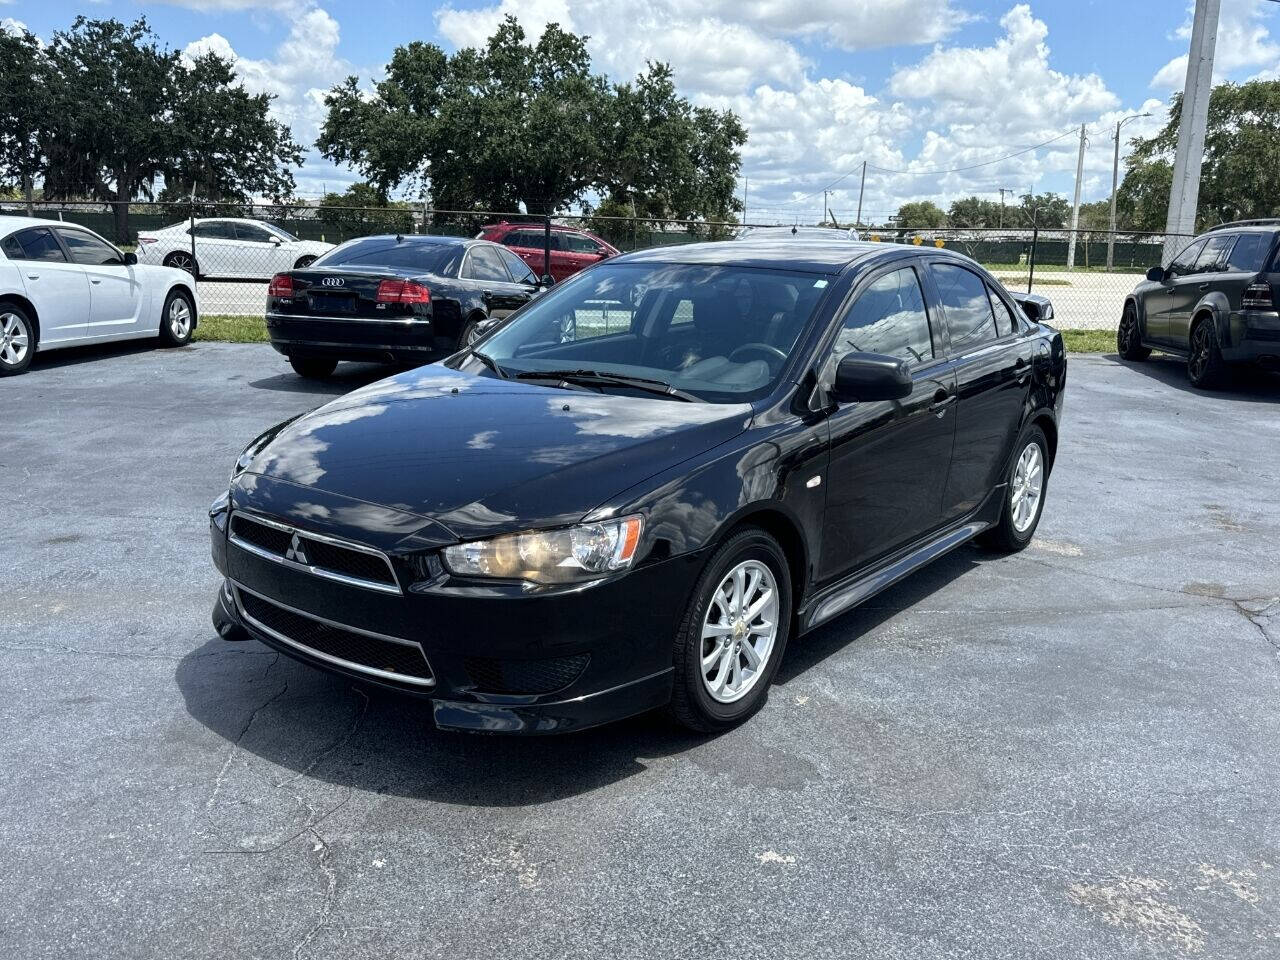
212,239 -> 1066,734
265,234 -> 541,378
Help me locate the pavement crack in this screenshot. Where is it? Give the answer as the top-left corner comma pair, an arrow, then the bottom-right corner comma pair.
205,661 -> 287,811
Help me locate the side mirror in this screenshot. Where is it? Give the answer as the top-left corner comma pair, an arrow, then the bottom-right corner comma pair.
1009,291 -> 1054,323
1146,265 -> 1165,282
124,252 -> 138,266
540,274 -> 554,288
270,237 -> 282,246
831,352 -> 912,403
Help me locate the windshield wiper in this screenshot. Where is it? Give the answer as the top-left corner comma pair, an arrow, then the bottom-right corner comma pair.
470,349 -> 509,379
513,368 -> 696,402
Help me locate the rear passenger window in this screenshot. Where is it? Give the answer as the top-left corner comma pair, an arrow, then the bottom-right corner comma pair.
464,246 -> 512,282
834,267 -> 934,365
931,263 -> 997,350
1225,233 -> 1269,273
11,227 -> 67,262
1,234 -> 23,259
988,286 -> 1016,337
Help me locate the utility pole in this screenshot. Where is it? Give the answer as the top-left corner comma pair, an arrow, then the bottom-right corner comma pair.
1163,0 -> 1220,264
1108,113 -> 1150,269
1066,123 -> 1087,270
742,176 -> 748,224
823,190 -> 829,225
855,161 -> 867,232
998,188 -> 1013,229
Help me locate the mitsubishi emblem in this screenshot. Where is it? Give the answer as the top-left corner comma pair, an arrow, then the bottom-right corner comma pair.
284,533 -> 309,565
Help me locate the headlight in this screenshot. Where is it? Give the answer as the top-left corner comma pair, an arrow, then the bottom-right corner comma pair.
442,515 -> 643,584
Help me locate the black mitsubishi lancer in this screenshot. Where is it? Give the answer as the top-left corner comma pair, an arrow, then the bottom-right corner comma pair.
211,238 -> 1066,735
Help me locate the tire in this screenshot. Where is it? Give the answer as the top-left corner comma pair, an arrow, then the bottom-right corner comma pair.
1187,317 -> 1228,389
164,251 -> 199,278
0,303 -> 36,376
458,314 -> 486,350
1117,302 -> 1151,361
980,424 -> 1049,553
669,528 -> 792,733
289,354 -> 338,379
294,255 -> 318,269
158,289 -> 195,347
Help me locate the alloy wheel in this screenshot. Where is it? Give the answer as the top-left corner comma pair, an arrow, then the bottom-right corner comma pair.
1119,313 -> 1134,352
1010,441 -> 1044,534
1189,325 -> 1210,381
0,312 -> 30,367
169,298 -> 192,340
170,253 -> 195,274
700,559 -> 779,704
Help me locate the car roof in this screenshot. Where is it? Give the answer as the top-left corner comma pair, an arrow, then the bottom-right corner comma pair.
484,222 -> 592,233
340,233 -> 473,247
0,215 -> 81,234
614,238 -> 895,274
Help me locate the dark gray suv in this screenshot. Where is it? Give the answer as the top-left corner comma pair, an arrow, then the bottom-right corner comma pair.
1118,221 -> 1280,388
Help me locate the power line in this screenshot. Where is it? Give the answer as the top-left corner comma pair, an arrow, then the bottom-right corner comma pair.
866,127 -> 1081,176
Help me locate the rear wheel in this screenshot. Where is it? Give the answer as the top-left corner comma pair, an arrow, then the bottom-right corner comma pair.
1117,303 -> 1150,361
164,251 -> 199,277
158,289 -> 195,347
1188,318 -> 1227,389
458,314 -> 486,350
980,424 -> 1048,553
0,305 -> 35,376
289,354 -> 337,379
669,528 -> 791,733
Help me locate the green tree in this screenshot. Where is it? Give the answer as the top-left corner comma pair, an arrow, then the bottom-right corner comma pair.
1118,79 -> 1280,231
317,182 -> 414,239
947,196 -> 1002,228
319,18 -> 611,214
895,201 -> 947,228
41,17 -> 301,241
318,20 -> 745,223
0,27 -> 52,209
1014,192 -> 1071,229
1076,199 -> 1114,233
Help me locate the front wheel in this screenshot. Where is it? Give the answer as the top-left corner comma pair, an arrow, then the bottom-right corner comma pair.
158,289 -> 195,347
289,354 -> 337,379
669,528 -> 792,733
1117,303 -> 1150,361
980,425 -> 1049,553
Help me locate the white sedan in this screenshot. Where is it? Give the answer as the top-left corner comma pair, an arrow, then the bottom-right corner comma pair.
134,218 -> 334,280
0,216 -> 199,376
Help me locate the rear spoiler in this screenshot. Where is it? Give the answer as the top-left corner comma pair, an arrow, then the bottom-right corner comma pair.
1009,291 -> 1054,324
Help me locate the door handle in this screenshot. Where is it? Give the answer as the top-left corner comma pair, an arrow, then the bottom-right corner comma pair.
1198,283 -> 1210,292
1014,355 -> 1032,382
481,290 -> 492,301
90,278 -> 102,285
930,388 -> 956,415
26,273 -> 39,280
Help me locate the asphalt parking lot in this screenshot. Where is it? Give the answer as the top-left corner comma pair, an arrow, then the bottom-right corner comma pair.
2,341 -> 1278,959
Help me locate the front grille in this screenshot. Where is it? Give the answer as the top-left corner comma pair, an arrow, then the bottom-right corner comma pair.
464,654 -> 590,695
236,586 -> 433,685
230,512 -> 399,593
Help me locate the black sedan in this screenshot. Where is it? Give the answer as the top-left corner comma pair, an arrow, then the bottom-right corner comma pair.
265,234 -> 541,378
212,239 -> 1066,734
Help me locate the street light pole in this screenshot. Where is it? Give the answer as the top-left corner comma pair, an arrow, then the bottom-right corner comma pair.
1107,112 -> 1150,269
1066,123 -> 1088,270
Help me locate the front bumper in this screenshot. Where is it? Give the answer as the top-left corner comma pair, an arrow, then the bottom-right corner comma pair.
265,312 -> 454,362
210,500 -> 695,735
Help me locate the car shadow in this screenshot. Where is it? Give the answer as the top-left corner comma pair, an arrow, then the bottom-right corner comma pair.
246,361 -> 417,396
27,338 -> 164,371
1102,351 -> 1280,401
176,545 -> 985,806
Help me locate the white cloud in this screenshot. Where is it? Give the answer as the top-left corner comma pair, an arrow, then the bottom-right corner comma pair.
702,0 -> 967,51
1151,0 -> 1280,89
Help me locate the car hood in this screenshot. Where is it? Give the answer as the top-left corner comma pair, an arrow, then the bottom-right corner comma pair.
244,364 -> 752,540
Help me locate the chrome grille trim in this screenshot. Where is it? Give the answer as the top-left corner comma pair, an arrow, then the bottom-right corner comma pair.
228,510 -> 402,595
230,580 -> 435,688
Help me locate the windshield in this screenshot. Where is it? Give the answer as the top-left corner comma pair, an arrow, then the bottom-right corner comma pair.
312,237 -> 459,273
467,262 -> 831,403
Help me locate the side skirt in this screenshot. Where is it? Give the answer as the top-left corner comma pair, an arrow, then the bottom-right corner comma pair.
797,515 -> 993,634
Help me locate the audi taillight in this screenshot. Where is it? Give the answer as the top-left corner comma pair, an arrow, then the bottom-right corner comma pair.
1242,282 -> 1275,311
268,273 -> 294,297
375,279 -> 431,304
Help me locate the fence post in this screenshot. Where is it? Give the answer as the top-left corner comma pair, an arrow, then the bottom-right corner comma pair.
1027,222 -> 1038,294
543,214 -> 552,284
189,195 -> 197,274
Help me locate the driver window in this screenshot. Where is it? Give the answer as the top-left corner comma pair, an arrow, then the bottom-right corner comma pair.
833,267 -> 934,366
1169,240 -> 1206,277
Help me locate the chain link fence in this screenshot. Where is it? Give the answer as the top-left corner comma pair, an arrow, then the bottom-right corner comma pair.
2,200 -> 1194,330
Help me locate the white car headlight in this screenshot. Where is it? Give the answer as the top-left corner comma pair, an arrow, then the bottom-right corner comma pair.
442,515 -> 644,585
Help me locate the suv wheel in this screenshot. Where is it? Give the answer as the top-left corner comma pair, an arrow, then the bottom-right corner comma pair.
1188,318 -> 1227,389
669,528 -> 792,733
1117,303 -> 1151,361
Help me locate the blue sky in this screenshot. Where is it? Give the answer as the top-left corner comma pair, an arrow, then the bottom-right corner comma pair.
8,1 -> 1279,221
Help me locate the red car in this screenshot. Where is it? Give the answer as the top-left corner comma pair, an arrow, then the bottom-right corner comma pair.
477,222 -> 619,283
